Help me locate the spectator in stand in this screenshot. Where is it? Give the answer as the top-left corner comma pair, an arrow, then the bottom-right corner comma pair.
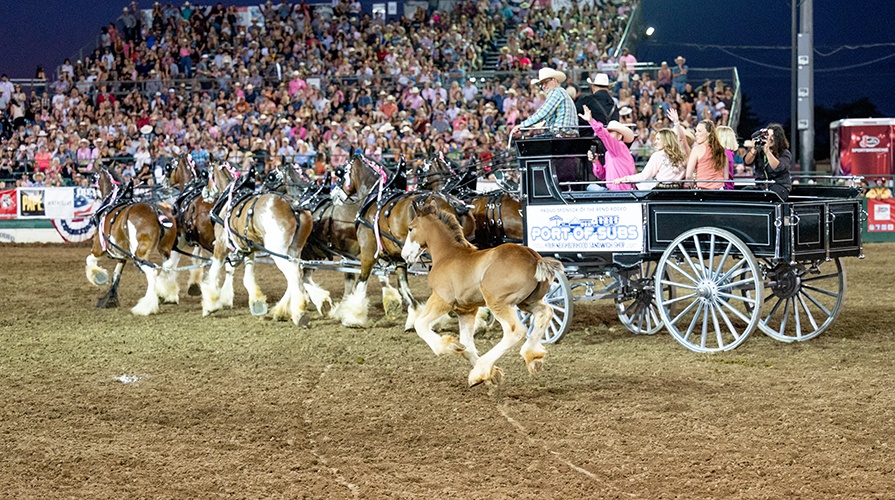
579,104 -> 635,191
685,119 -> 727,190
656,61 -> 672,93
672,55 -> 688,94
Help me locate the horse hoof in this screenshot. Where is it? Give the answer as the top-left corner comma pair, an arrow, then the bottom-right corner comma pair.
96,296 -> 119,309
527,357 -> 544,375
318,299 -> 332,318
187,284 -> 201,296
384,301 -> 401,319
490,366 -> 505,386
250,301 -> 268,316
296,315 -> 310,328
94,272 -> 109,286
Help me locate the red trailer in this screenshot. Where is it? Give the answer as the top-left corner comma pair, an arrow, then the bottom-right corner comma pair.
831,118 -> 895,176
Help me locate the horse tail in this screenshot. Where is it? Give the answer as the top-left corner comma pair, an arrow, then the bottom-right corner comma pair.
534,257 -> 564,282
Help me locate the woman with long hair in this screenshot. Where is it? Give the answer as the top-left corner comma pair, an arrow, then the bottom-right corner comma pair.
744,123 -> 792,200
615,127 -> 687,189
715,125 -> 739,190
685,119 -> 727,190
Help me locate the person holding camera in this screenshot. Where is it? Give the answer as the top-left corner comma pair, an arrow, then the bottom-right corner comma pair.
744,123 -> 792,200
579,104 -> 635,191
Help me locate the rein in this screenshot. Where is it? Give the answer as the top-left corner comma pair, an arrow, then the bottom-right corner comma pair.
359,156 -> 389,258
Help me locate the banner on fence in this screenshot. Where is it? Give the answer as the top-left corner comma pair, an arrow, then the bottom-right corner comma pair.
868,198 -> 895,232
0,189 -> 16,219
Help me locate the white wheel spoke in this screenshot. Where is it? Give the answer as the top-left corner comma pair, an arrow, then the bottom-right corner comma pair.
801,288 -> 833,316
797,292 -> 820,332
802,283 -> 839,298
666,260 -> 699,285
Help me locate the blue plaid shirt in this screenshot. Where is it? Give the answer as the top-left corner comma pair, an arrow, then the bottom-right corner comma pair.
521,87 -> 579,136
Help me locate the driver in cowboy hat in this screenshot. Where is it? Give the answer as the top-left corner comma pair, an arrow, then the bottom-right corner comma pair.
511,67 -> 578,138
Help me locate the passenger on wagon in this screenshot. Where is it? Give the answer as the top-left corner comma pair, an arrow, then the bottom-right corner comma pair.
685,119 -> 728,190
578,104 -> 636,191
743,123 -> 792,200
510,67 -> 578,138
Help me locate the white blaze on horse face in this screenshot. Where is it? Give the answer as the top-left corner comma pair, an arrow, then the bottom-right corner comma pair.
401,235 -> 423,263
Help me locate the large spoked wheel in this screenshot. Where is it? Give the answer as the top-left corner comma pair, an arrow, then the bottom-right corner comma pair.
655,228 -> 763,352
616,260 -> 666,335
520,269 -> 573,344
757,258 -> 846,342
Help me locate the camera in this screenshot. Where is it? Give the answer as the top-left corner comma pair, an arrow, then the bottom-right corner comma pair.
751,128 -> 769,147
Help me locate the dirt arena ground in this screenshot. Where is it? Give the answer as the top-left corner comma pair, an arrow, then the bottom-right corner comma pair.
1,243 -> 894,499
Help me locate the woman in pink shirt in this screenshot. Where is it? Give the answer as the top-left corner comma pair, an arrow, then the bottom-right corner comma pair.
579,105 -> 636,191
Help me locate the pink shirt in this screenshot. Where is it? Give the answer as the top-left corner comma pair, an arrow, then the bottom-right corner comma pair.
589,119 -> 636,190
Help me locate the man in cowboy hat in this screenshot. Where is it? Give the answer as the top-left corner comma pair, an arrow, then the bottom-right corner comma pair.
511,67 -> 578,138
578,105 -> 636,191
576,73 -> 618,137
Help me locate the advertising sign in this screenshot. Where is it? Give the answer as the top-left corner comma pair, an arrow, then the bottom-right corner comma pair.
868,198 -> 895,233
525,203 -> 643,252
831,119 -> 895,176
0,189 -> 16,219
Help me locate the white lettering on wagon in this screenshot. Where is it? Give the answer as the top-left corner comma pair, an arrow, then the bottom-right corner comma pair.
526,203 -> 644,252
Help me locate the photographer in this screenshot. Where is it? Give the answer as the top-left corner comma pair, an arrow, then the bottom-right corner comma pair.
744,123 -> 792,201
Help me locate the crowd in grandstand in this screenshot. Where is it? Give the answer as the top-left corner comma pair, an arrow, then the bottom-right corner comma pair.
0,0 -> 743,190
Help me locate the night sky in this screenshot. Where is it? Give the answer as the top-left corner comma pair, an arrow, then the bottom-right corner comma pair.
1,0 -> 893,125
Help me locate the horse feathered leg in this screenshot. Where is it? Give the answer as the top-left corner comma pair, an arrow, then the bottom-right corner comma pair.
96,261 -> 124,309
473,307 -> 494,334
85,253 -> 109,286
395,265 -> 421,331
468,301 -> 526,387
457,311 -> 480,366
269,256 -> 308,326
243,255 -> 268,316
379,275 -> 402,320
129,221 -> 161,316
334,280 -> 369,327
413,293 -> 465,356
201,247 -> 225,316
131,265 -> 161,316
303,269 -> 332,317
519,300 -> 551,375
187,245 -> 204,296
156,252 -> 181,304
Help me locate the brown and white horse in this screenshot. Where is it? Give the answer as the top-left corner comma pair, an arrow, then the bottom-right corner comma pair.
331,155 -> 475,329
163,153 -> 218,296
202,162 -> 324,325
85,168 -> 180,315
402,204 -> 563,387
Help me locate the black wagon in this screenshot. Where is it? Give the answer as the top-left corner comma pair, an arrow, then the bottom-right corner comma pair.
514,137 -> 864,352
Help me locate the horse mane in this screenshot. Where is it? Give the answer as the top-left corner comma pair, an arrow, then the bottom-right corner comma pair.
420,204 -> 476,249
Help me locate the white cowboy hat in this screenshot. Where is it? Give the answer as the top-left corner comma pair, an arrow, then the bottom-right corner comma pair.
565,86 -> 578,99
140,125 -> 153,134
379,123 -> 395,133
619,106 -> 633,117
675,55 -> 686,63
606,120 -> 635,143
535,67 -> 566,84
586,73 -> 610,87
506,88 -> 517,95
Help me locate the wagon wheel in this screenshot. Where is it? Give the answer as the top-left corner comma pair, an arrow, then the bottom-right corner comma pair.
655,227 -> 763,353
520,269 -> 573,344
757,258 -> 846,342
615,260 -> 667,335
